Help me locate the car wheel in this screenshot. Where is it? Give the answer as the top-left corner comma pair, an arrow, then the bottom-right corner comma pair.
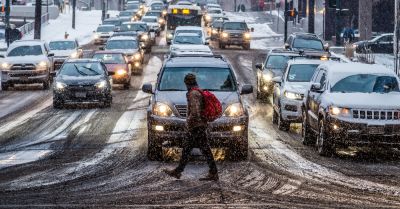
277,109 -> 290,131
243,43 -> 250,50
43,79 -> 51,90
229,139 -> 248,161
147,132 -> 163,161
301,109 -> 316,146
1,84 -> 9,91
219,43 -> 226,49
53,100 -> 63,109
316,119 -> 335,157
123,81 -> 130,89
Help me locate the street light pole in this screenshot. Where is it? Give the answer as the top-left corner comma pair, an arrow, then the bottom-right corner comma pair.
284,0 -> 288,42
34,0 -> 42,39
47,0 -> 49,14
72,0 -> 76,29
5,0 -> 10,46
395,0 -> 400,75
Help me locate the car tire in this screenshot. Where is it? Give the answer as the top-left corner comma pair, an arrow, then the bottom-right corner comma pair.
147,132 -> 163,161
229,139 -> 248,161
277,109 -> 290,131
53,100 -> 63,109
43,79 -> 51,90
243,43 -> 250,50
219,43 -> 226,49
1,84 -> 9,91
316,119 -> 335,157
301,110 -> 316,146
123,82 -> 130,89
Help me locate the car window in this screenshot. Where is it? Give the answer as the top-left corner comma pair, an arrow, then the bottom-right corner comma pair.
127,4 -> 139,9
7,45 -> 43,56
103,20 -> 121,26
59,62 -> 105,76
173,35 -> 203,44
97,26 -> 115,32
120,24 -> 147,32
223,22 -> 247,30
287,64 -> 319,82
159,67 -> 236,91
293,38 -> 324,50
105,40 -> 138,49
93,53 -> 126,64
314,70 -> 326,88
49,41 -> 76,50
331,74 -> 399,93
142,18 -> 157,23
264,55 -> 289,70
175,30 -> 202,37
208,10 -> 221,14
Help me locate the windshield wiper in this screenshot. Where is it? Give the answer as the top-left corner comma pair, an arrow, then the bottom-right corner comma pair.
74,64 -> 88,76
80,66 -> 100,75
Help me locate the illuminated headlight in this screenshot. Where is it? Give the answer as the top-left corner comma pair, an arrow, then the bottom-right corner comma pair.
37,61 -> 47,68
153,102 -> 174,117
116,69 -> 127,76
94,34 -> 99,39
1,62 -> 11,70
133,53 -> 141,60
55,81 -> 67,90
329,106 -> 351,117
212,29 -> 218,34
141,34 -> 149,41
134,62 -> 140,67
352,44 -> 357,49
95,80 -> 107,89
162,10 -> 167,16
263,73 -> 272,82
224,103 -> 244,117
221,32 -> 229,38
205,15 -> 211,21
284,91 -> 303,100
244,32 -> 251,39
167,33 -> 173,39
70,52 -> 79,58
158,18 -> 164,24
138,11 -> 143,16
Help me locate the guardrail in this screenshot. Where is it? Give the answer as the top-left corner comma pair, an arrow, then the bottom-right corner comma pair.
18,13 -> 50,36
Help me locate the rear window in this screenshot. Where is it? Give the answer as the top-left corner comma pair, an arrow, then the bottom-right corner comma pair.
159,67 -> 236,91
105,40 -> 138,49
264,55 -> 289,71
287,64 -> 319,82
293,38 -> 323,51
93,53 -> 126,64
97,26 -> 115,32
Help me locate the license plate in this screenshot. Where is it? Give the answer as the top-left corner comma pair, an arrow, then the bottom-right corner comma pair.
20,76 -> 28,81
368,126 -> 385,134
234,41 -> 239,45
75,92 -> 87,98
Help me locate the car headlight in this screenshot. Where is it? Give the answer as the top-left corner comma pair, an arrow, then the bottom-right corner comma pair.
158,18 -> 164,24
116,69 -> 127,76
133,53 -> 141,60
224,103 -> 244,117
329,106 -> 351,117
141,34 -> 149,41
244,32 -> 251,39
284,91 -> 303,100
94,34 -> 99,39
70,52 -> 79,58
167,33 -> 173,39
1,62 -> 11,70
153,102 -> 174,117
55,81 -> 67,90
162,10 -> 167,16
205,15 -> 211,21
212,29 -> 218,34
263,73 -> 272,82
352,44 -> 357,49
38,61 -> 47,68
95,80 -> 107,89
221,32 -> 229,38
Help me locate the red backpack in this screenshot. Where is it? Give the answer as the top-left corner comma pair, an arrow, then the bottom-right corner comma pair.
191,88 -> 222,122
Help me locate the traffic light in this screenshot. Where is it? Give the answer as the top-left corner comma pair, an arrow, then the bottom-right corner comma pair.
328,0 -> 337,8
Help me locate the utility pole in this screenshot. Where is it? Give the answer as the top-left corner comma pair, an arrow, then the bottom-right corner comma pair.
308,0 -> 315,34
34,0 -> 42,39
284,0 -> 288,42
335,0 -> 341,46
395,0 -> 400,75
72,0 -> 76,29
101,0 -> 106,21
234,0 -> 237,12
4,0 -> 10,47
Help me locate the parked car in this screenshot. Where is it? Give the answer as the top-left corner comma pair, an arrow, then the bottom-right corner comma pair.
285,32 -> 329,52
218,21 -> 253,50
141,55 -> 253,160
0,40 -> 54,90
93,24 -> 116,45
49,39 -> 83,70
103,36 -> 143,74
302,62 -> 400,156
353,33 -> 393,54
272,59 -> 326,130
53,59 -> 113,108
119,22 -> 152,53
92,51 -> 132,89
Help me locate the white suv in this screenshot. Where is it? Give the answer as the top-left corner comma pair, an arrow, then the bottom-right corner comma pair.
272,59 -> 326,130
0,40 -> 54,90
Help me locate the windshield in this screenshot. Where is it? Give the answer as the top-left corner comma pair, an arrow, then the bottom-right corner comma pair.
212,22 -> 223,28
119,11 -> 133,16
331,74 -> 400,93
49,41 -> 76,50
97,26 -> 115,32
175,30 -> 202,37
223,22 -> 247,30
159,67 -> 236,91
151,4 -> 163,10
265,55 -> 289,70
146,12 -> 161,17
8,45 -> 43,56
103,20 -> 121,26
93,53 -> 126,64
142,18 -> 157,23
208,9 -> 221,14
293,38 -> 324,51
127,4 -> 139,9
105,40 -> 138,50
287,64 -> 319,82
120,24 -> 147,32
173,35 -> 202,44
59,62 -> 105,77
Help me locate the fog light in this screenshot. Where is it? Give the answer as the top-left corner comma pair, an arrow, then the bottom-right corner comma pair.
153,125 -> 164,131
233,125 -> 243,132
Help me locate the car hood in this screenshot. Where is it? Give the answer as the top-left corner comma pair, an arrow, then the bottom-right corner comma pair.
155,91 -> 240,109
284,82 -> 311,94
51,49 -> 75,57
105,48 -> 138,55
3,55 -> 48,65
325,92 -> 400,109
57,75 -> 105,86
96,31 -> 113,36
104,63 -> 127,72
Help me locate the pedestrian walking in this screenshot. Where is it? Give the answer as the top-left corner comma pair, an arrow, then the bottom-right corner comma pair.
163,73 -> 219,181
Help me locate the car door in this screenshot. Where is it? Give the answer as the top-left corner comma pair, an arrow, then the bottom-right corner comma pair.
307,69 -> 326,130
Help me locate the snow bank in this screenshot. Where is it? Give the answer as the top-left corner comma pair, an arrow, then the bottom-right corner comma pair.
374,54 -> 395,71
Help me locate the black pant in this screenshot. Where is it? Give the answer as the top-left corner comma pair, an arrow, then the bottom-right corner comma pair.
175,127 -> 218,174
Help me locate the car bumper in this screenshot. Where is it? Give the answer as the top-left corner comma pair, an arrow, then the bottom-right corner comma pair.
148,114 -> 249,147
220,37 -> 250,45
327,117 -> 400,147
280,98 -> 302,122
1,70 -> 49,84
111,74 -> 130,84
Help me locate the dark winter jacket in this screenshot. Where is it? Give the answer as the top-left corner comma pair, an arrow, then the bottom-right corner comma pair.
186,87 -> 207,130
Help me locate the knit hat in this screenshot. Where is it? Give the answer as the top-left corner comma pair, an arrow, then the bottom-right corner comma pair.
184,73 -> 197,85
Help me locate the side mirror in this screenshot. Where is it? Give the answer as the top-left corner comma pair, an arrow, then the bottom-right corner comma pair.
310,83 -> 322,92
250,27 -> 254,32
240,84 -> 253,95
324,43 -> 330,51
50,71 -> 56,77
255,63 -> 262,70
48,53 -> 54,57
99,46 -> 104,50
108,71 -> 115,76
272,76 -> 282,84
284,43 -> 290,49
142,83 -> 153,94
205,41 -> 210,45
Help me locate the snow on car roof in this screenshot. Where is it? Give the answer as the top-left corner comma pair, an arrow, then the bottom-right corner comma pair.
167,4 -> 201,11
175,26 -> 202,30
287,59 -> 329,66
142,16 -> 157,20
98,24 -> 115,28
123,21 -> 146,25
108,36 -> 138,41
175,33 -> 200,37
49,39 -> 76,42
11,40 -> 45,47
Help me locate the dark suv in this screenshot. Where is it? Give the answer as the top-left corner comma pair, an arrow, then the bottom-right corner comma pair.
142,55 -> 253,161
285,33 -> 329,52
302,62 -> 400,156
218,21 -> 253,50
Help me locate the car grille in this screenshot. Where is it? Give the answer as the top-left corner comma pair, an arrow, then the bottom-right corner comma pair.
175,105 -> 187,118
229,33 -> 243,38
67,85 -> 96,91
11,64 -> 36,71
352,110 -> 400,120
